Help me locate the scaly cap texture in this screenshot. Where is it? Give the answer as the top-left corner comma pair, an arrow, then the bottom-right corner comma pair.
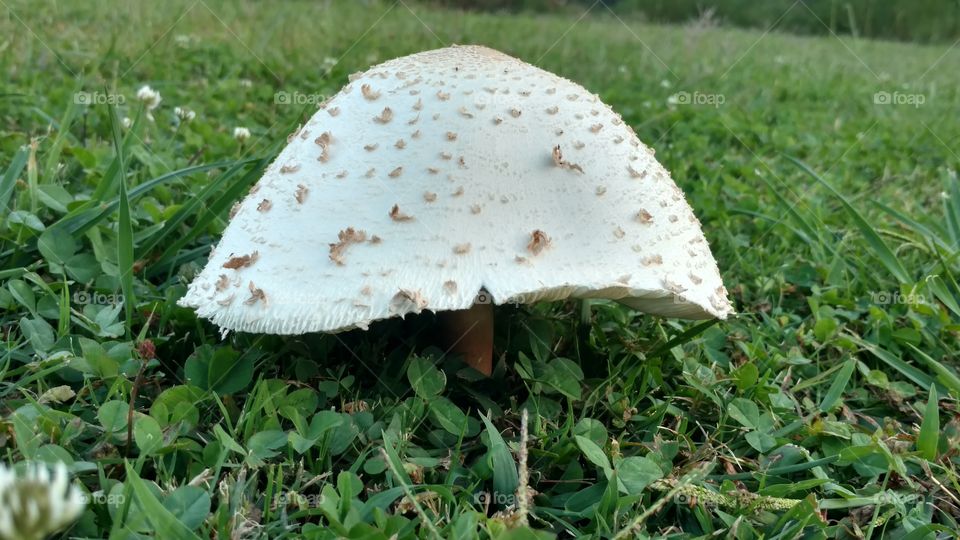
179,45 -> 733,334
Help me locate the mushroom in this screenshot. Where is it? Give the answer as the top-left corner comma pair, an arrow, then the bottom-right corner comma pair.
178,45 -> 733,376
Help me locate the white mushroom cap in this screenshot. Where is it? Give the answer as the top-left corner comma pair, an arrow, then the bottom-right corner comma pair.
178,45 -> 733,335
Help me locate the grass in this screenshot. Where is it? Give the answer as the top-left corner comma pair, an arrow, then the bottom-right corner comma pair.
1,0 -> 960,538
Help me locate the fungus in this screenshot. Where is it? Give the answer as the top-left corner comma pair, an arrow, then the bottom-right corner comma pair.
179,45 -> 732,378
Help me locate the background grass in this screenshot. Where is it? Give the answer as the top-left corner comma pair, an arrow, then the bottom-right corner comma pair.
1,0 -> 960,538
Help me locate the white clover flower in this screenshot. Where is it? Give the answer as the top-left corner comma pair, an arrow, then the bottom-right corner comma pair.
238,78 -> 253,88
0,462 -> 85,540
121,117 -> 133,129
136,85 -> 162,110
174,106 -> 196,123
233,127 -> 251,142
322,56 -> 338,71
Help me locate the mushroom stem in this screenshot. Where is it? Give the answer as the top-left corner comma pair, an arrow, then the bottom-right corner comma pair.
440,301 -> 494,375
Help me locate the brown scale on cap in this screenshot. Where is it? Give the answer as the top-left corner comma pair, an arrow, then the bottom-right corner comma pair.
424,192 -> 438,202
336,170 -> 348,179
509,108 -> 522,118
389,166 -> 403,178
527,230 -> 551,255
641,254 -> 663,266
215,274 -> 230,291
280,164 -> 300,174
365,168 -> 376,178
244,281 -> 267,305
627,165 -> 646,179
413,98 -> 423,111
636,209 -> 653,224
295,184 -> 308,204
493,116 -> 503,125
452,186 -> 465,197
389,204 -> 414,221
216,294 -> 235,306
364,143 -> 379,152
590,123 -> 603,133
361,84 -> 381,100
595,186 -> 607,196
315,132 -> 332,162
446,131 -> 458,141
412,130 -> 421,139
662,277 -> 686,294
257,199 -> 272,212
229,201 -> 241,219
391,288 -> 428,313
689,273 -> 703,285
327,107 -> 340,116
395,139 -> 406,149
440,152 -> 452,160
374,107 -> 393,124
443,280 -> 457,294
453,243 -> 471,255
458,107 -> 474,118
613,226 -> 625,239
552,145 -> 584,174
437,90 -> 450,101
329,227 -> 367,265
470,204 -> 482,215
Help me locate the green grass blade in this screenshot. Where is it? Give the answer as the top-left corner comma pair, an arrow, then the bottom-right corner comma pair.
479,411 -> 519,501
0,145 -> 29,216
41,82 -> 79,183
819,359 -> 855,412
848,335 -> 936,390
109,103 -> 136,338
917,384 -> 939,461
786,155 -> 911,284
123,462 -> 203,540
874,200 -> 951,252
945,172 -> 960,247
756,173 -> 830,255
926,275 -> 960,318
907,344 -> 960,398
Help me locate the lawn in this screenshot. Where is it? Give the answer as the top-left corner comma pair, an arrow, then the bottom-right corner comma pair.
1,0 -> 959,538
